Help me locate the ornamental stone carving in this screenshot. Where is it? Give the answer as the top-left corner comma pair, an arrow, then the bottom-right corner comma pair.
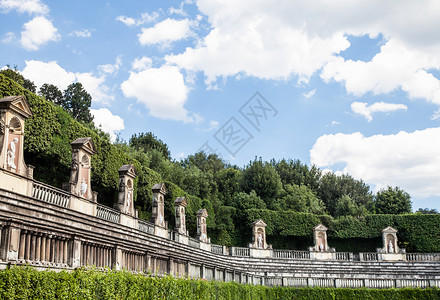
174,197 -> 187,235
250,219 -> 269,249
65,137 -> 96,201
151,183 -> 166,227
0,96 -> 33,177
116,164 -> 137,217
197,209 -> 209,243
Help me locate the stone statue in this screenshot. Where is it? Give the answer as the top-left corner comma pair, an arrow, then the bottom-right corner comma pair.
258,233 -> 263,249
80,178 -> 87,197
69,150 -> 79,184
319,242 -> 324,252
158,211 -> 164,226
7,138 -> 18,169
125,190 -> 131,214
388,240 -> 394,253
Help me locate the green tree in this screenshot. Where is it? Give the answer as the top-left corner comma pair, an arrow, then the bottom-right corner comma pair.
63,82 -> 93,123
231,191 -> 266,210
129,132 -> 171,159
375,186 -> 412,214
39,83 -> 63,105
275,184 -> 325,214
217,167 -> 242,206
0,66 -> 36,93
275,159 -> 321,193
318,173 -> 373,216
241,158 -> 283,208
416,208 -> 439,214
334,194 -> 367,217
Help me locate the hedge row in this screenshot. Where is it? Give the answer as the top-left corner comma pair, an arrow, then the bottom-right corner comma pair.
0,267 -> 438,300
244,209 -> 440,252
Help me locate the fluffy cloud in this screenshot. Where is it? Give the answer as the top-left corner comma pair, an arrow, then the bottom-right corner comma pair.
116,11 -> 159,27
20,16 -> 59,50
164,0 -> 440,96
71,29 -> 91,38
0,0 -> 48,15
131,56 -> 152,71
98,56 -> 122,75
91,108 -> 125,142
121,65 -> 201,123
303,89 -> 316,99
321,40 -> 440,105
138,18 -> 191,46
22,60 -> 114,104
310,128 -> 440,199
351,101 -> 407,122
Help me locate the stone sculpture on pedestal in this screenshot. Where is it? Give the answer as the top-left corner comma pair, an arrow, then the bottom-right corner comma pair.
151,183 -> 166,227
0,96 -> 33,178
115,164 -> 137,216
197,209 -> 209,243
65,137 -> 97,201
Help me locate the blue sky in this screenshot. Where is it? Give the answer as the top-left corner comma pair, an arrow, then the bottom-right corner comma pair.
1,0 -> 440,211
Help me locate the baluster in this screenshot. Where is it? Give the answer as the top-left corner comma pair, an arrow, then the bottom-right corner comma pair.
25,230 -> 31,261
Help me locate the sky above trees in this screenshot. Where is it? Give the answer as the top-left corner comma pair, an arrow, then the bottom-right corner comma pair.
1,0 -> 440,210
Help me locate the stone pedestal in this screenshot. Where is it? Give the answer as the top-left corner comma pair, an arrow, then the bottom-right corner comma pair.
174,197 -> 187,235
151,183 -> 166,228
197,209 -> 209,243
66,138 -> 96,201
0,96 -> 33,178
116,165 -> 137,216
376,226 -> 406,261
250,219 -> 271,250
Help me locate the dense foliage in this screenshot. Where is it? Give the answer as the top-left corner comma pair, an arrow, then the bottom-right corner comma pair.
0,267 -> 438,300
2,72 -> 439,252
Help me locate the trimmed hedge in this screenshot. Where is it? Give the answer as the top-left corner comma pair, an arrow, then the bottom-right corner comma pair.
244,209 -> 440,252
0,267 -> 438,300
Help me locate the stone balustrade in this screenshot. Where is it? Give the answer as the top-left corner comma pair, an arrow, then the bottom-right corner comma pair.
32,181 -> 70,208
231,247 -> 250,257
273,249 -> 310,259
96,204 -> 121,223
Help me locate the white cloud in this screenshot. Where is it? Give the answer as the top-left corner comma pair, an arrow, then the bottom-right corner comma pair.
71,29 -> 91,38
331,121 -> 339,126
321,39 -> 440,105
98,56 -> 122,75
121,65 -> 201,123
138,18 -> 191,46
116,12 -> 159,27
91,108 -> 125,142
310,128 -> 440,199
303,89 -> 316,98
0,0 -> 48,15
351,101 -> 407,122
22,60 -> 114,104
131,56 -> 152,71
163,0 -> 440,99
2,32 -> 15,43
20,16 -> 60,50
22,60 -> 75,90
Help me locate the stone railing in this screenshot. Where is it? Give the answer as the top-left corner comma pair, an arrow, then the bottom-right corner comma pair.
272,249 -> 310,259
231,247 -> 250,257
188,237 -> 200,248
267,277 -> 438,288
335,252 -> 352,261
96,204 -> 121,223
32,181 -> 70,208
138,219 -> 155,235
360,252 -> 379,261
211,244 -> 224,255
406,253 -> 440,262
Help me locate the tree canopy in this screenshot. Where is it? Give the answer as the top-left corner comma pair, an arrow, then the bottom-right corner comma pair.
374,186 -> 412,214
